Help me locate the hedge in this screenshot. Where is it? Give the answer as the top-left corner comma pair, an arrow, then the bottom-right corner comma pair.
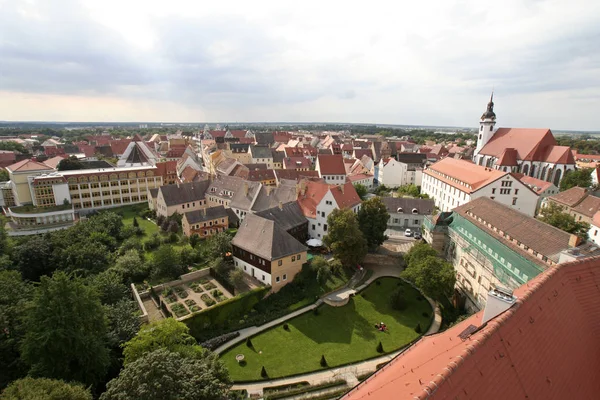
185,286 -> 270,340
263,379 -> 347,400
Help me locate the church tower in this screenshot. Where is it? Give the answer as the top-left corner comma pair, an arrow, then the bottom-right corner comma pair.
474,92 -> 497,158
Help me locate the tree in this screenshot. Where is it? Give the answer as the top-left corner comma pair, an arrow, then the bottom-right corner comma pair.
57,156 -> 85,171
132,217 -> 139,228
179,246 -> 197,267
112,249 -> 148,283
316,264 -> 332,285
539,202 -> 590,239
21,272 -> 110,386
353,183 -> 368,200
0,271 -> 34,388
357,197 -> 390,250
210,256 -> 229,276
560,169 -> 592,191
204,232 -> 232,259
1,377 -> 92,400
323,208 -> 368,267
401,256 -> 456,301
122,318 -> 196,365
105,300 -> 141,348
228,269 -> 245,288
90,270 -> 129,305
403,242 -> 438,267
397,184 -> 420,198
0,168 -> 8,182
101,349 -> 230,400
13,235 -> 55,281
189,234 -> 201,248
151,245 -> 184,280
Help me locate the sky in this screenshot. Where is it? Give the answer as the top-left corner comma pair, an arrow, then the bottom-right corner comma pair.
1,0 -> 599,130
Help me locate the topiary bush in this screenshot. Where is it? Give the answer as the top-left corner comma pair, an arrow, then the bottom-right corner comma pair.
313,308 -> 319,316
261,366 -> 268,378
376,341 -> 384,353
283,323 -> 289,331
415,323 -> 422,334
246,338 -> 253,348
320,355 -> 327,367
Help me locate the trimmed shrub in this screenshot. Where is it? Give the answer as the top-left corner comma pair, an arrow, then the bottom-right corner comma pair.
422,312 -> 429,318
320,354 -> 328,367
415,323 -> 422,334
200,331 -> 240,351
283,323 -> 289,331
313,308 -> 319,316
376,341 -> 384,353
376,280 -> 381,286
261,366 -> 268,378
246,338 -> 253,348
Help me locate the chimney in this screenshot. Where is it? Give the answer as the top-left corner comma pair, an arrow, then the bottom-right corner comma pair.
568,234 -> 582,248
482,287 -> 517,324
278,201 -> 283,210
243,182 -> 248,196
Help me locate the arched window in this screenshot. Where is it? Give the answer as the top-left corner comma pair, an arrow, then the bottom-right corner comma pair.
523,164 -> 529,176
530,165 -> 536,178
541,166 -> 547,181
412,208 -> 418,214
397,207 -> 403,213
546,168 -> 553,182
553,169 -> 562,186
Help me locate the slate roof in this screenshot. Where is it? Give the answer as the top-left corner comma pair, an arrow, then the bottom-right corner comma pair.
255,132 -> 275,146
184,206 -> 228,224
250,145 -> 273,159
343,256 -> 600,400
159,181 -> 211,206
274,169 -> 320,182
381,197 -> 435,215
255,201 -> 307,233
232,213 -> 307,260
207,175 -> 244,198
395,152 -> 426,164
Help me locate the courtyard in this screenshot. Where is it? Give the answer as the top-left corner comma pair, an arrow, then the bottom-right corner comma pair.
221,277 -> 432,381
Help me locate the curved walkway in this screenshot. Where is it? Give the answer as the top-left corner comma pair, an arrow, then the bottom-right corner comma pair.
221,264 -> 442,397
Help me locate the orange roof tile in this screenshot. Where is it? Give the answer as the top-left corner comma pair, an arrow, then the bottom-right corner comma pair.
317,154 -> 346,175
344,256 -> 600,400
297,180 -> 331,218
424,158 -> 506,193
6,159 -> 54,172
330,181 -> 361,209
512,173 -> 555,194
548,186 -> 588,207
495,147 -> 519,166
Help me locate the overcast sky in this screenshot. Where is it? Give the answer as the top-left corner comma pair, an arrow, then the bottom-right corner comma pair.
1,0 -> 599,130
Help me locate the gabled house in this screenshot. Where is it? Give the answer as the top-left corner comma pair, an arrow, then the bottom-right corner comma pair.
232,213 -> 307,292
182,205 -> 229,238
249,145 -> 274,168
153,180 -> 211,218
381,197 -> 435,231
546,186 -> 600,224
297,180 -> 361,239
315,154 -> 346,185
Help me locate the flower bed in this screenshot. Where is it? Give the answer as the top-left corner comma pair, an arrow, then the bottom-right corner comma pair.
189,282 -> 204,293
203,282 -> 217,290
174,286 -> 188,299
171,303 -> 190,318
201,294 -> 216,307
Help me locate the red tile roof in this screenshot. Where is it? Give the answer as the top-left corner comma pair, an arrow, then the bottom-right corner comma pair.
283,157 -> 312,170
109,139 -> 132,156
155,161 -> 177,181
297,180 -> 330,218
512,173 -> 555,194
425,158 -> 506,193
247,169 -> 276,182
6,159 -> 54,172
353,149 -> 374,160
593,211 -> 600,227
495,147 -> 519,166
548,186 -> 588,207
317,154 -> 346,175
344,256 -> 600,400
330,181 -> 361,209
574,152 -> 600,162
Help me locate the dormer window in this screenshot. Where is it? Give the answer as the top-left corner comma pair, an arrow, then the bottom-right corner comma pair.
412,208 -> 418,214
397,207 -> 403,213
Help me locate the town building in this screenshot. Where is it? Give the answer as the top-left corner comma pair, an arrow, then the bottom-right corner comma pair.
377,157 -> 423,188
230,180 -> 297,221
343,256 -> 600,400
297,180 -> 361,240
422,157 -> 539,217
381,197 -> 434,232
347,173 -> 374,190
546,186 -> 600,224
424,197 -> 598,312
473,94 -> 576,186
588,211 -> 600,246
182,206 -> 229,237
513,173 -> 559,213
232,213 -> 307,292
249,145 -> 274,168
205,175 -> 244,208
315,154 -> 346,184
152,180 -> 211,218
255,201 -> 308,243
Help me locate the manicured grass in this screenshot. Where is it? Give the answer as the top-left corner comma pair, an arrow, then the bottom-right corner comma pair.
115,204 -> 158,236
221,278 -> 432,381
286,267 -> 354,311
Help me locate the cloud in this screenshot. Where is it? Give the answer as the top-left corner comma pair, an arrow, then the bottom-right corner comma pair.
0,0 -> 599,130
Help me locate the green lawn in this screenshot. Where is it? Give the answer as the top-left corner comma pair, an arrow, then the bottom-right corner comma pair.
114,204 -> 158,236
221,277 -> 432,381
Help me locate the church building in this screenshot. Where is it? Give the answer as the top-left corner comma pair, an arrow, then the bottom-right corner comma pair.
473,94 -> 575,186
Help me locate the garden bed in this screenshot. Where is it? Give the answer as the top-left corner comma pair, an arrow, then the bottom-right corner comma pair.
201,294 -> 216,307
203,282 -> 217,290
171,303 -> 190,318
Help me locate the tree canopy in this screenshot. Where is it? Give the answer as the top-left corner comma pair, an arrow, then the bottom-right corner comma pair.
560,168 -> 592,191
357,197 -> 389,250
403,242 -> 438,266
21,272 -> 110,386
353,183 -> 368,200
1,377 -> 92,400
57,156 -> 85,171
539,202 -> 590,239
101,348 -> 230,400
122,318 -> 197,365
401,244 -> 455,302
323,208 -> 367,267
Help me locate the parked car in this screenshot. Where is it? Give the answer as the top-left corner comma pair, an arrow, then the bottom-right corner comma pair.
414,232 -> 422,240
404,229 -> 412,237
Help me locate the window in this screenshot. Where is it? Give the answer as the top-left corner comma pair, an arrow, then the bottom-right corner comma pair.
500,189 -> 511,195
297,254 -> 301,260
325,200 -> 332,205
276,276 -> 280,283
514,189 -> 519,195
321,211 -> 325,217
292,256 -> 296,262
512,197 -> 517,205
278,260 -> 282,266
283,274 -> 287,280
414,219 -> 419,224
312,224 -> 315,230
323,224 -> 328,232
262,275 -> 265,281
492,188 -> 496,194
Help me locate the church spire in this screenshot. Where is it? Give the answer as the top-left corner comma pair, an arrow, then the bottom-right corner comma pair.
481,90 -> 496,121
